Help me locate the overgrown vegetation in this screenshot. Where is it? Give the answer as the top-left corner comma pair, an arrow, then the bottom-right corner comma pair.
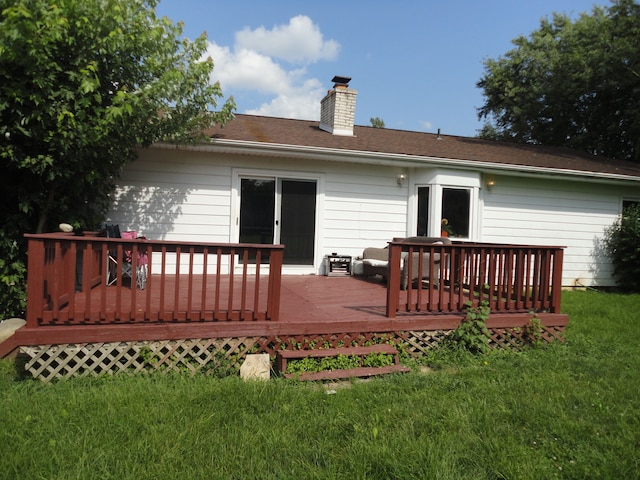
286,353 -> 395,374
603,203 -> 640,292
2,291 -> 639,479
445,301 -> 491,354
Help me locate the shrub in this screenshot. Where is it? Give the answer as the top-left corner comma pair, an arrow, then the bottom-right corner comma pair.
447,301 -> 491,354
0,231 -> 26,319
603,204 -> 640,292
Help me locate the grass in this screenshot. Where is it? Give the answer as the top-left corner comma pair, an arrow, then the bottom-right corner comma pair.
1,290 -> 639,479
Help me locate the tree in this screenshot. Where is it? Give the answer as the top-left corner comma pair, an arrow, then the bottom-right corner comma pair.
0,0 -> 235,317
370,117 -> 385,128
477,0 -> 640,162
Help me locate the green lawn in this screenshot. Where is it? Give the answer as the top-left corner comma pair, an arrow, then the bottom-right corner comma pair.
1,290 -> 639,479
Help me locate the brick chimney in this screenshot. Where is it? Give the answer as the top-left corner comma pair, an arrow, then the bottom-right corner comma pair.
319,76 -> 357,136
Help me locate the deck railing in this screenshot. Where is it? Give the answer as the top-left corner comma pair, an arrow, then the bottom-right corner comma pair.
386,241 -> 564,317
23,234 -> 562,328
24,233 -> 284,328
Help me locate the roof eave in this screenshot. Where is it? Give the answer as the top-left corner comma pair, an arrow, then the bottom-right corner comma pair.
151,139 -> 640,185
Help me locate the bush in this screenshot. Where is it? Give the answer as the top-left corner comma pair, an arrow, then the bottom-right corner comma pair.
0,231 -> 26,319
604,204 -> 640,292
446,301 -> 491,354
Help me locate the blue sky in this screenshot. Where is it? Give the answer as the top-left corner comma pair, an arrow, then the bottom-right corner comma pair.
157,0 -> 605,138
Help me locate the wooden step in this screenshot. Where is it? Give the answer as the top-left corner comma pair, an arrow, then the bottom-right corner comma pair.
276,344 -> 410,381
284,364 -> 410,381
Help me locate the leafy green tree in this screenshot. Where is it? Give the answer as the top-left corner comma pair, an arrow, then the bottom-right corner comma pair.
477,0 -> 640,162
370,117 -> 385,128
0,0 -> 235,318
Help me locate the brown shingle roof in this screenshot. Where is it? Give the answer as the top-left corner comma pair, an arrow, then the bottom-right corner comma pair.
205,114 -> 640,180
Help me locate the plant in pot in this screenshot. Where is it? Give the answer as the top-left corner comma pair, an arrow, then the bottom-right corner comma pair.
441,218 -> 453,237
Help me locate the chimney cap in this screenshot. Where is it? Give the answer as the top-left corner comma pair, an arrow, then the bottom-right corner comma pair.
331,75 -> 351,87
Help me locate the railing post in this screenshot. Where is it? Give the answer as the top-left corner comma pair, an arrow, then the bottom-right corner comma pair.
386,242 -> 402,318
550,248 -> 564,313
267,247 -> 283,321
25,237 -> 45,328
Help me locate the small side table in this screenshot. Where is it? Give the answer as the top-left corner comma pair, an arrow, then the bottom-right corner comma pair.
326,254 -> 352,276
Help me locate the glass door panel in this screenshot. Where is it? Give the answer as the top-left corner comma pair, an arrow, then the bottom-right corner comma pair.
239,178 -> 275,245
280,179 -> 316,265
239,176 -> 317,266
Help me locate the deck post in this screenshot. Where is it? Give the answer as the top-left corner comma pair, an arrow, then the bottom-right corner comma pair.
267,247 -> 283,321
551,248 -> 564,313
25,236 -> 45,329
386,242 -> 402,318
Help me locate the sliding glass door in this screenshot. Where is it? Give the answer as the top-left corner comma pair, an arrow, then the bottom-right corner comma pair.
239,177 -> 316,265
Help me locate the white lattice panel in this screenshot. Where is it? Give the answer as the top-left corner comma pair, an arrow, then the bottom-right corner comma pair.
21,337 -> 266,382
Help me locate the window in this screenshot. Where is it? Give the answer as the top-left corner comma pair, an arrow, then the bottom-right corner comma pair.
417,187 -> 430,236
441,187 -> 470,238
413,171 -> 478,239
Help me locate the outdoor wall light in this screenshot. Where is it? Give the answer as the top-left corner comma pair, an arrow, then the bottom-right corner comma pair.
397,173 -> 406,185
485,178 -> 496,191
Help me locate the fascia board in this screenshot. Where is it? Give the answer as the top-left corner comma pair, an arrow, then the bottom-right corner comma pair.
151,140 -> 640,186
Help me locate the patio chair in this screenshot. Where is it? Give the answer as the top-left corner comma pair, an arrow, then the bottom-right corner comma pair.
106,224 -> 148,290
362,236 -> 451,289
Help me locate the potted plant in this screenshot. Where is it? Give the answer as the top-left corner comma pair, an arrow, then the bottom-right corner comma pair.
441,218 -> 453,237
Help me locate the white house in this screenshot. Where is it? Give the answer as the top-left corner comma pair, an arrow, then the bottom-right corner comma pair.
108,77 -> 640,288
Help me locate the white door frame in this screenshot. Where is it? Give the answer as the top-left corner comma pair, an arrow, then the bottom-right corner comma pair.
231,168 -> 325,274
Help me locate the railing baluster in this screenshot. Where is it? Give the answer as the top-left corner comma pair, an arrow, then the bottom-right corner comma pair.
100,242 -> 108,321
540,250 -> 552,310
531,249 -> 541,310
187,247 -> 195,321
129,242 -> 138,322
240,249 -> 248,320
174,247 -> 181,320
228,249 -> 235,320
524,249 -> 532,310
507,249 -> 514,309
254,250 -> 262,321
144,243 -> 152,321
214,248 -> 222,320
201,247 -> 209,321
160,246 -> 167,321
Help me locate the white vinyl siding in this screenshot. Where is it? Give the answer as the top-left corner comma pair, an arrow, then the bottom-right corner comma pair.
323,167 -> 407,254
109,146 -> 637,286
481,176 -> 629,287
110,147 -> 408,274
109,148 -> 232,243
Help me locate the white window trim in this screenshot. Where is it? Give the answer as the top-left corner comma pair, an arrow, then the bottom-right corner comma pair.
408,169 -> 481,241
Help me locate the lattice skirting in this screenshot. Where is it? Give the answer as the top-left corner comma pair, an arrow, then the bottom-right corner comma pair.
20,325 -> 565,382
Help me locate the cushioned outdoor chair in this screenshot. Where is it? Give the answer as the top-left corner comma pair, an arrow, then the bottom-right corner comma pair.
362,236 -> 451,289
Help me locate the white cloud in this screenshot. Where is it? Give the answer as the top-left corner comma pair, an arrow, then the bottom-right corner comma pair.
235,15 -> 340,64
207,43 -> 289,93
419,120 -> 433,131
204,16 -> 340,120
245,78 -> 325,120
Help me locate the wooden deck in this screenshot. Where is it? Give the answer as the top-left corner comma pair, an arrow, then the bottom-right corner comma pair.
1,273 -> 568,357
270,274 -> 566,334
0,234 -> 568,359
